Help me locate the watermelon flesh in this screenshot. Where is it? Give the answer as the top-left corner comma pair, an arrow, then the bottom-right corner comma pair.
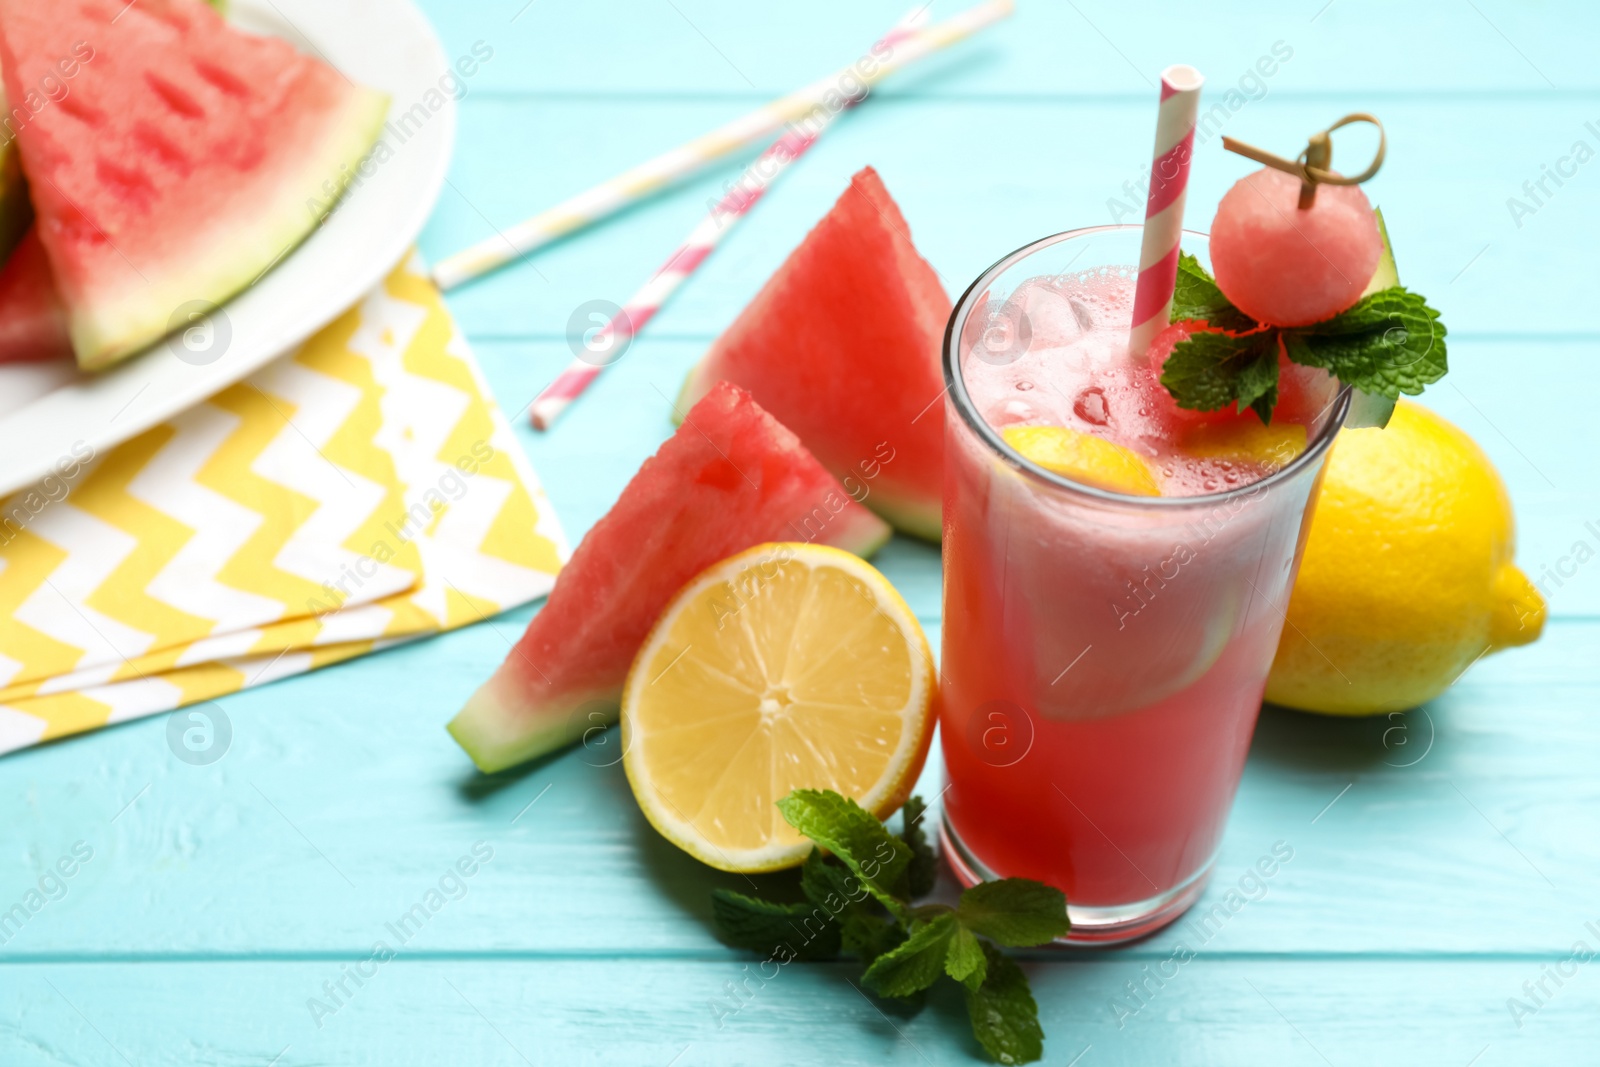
0,0 -> 389,370
448,381 -> 893,774
0,228 -> 70,363
679,167 -> 950,542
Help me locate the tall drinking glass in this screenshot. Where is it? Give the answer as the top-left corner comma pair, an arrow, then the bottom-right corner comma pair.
939,225 -> 1349,944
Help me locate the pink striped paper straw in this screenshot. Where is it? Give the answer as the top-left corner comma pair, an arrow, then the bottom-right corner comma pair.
1128,64 -> 1205,357
434,0 -> 1014,291
528,13 -> 928,431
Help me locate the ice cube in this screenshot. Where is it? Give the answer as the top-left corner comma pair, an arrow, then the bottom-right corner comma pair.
1009,279 -> 1085,348
1068,296 -> 1096,332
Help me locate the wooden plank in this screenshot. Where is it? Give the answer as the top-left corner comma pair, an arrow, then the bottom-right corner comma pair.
2,958 -> 1591,1065
426,0 -> 1600,96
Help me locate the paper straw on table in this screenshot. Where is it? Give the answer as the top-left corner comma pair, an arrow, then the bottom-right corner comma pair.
432,0 -> 1016,292
526,11 -> 935,432
1128,64 -> 1204,357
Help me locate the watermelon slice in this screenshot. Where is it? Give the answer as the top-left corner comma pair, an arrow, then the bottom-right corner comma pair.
0,228 -> 70,363
678,167 -> 950,542
449,381 -> 893,774
0,0 -> 389,370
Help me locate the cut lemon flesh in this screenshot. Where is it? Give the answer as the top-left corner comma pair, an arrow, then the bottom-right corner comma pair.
1002,424 -> 1161,496
621,543 -> 935,872
1180,421 -> 1307,470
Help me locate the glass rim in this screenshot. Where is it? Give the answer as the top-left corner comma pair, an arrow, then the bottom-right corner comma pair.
942,223 -> 1352,509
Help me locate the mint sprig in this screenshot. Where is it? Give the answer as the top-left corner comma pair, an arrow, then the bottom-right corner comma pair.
709,789 -> 1068,1064
1159,252 -> 1447,423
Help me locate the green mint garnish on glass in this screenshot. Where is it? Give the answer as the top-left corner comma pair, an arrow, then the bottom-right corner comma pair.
1160,252 -> 1447,424
710,789 -> 1069,1065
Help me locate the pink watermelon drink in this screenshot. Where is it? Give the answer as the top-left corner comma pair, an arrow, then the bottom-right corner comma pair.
939,225 -> 1348,944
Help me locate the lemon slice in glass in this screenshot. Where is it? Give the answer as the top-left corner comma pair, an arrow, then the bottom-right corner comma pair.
1180,421 -> 1307,471
621,543 -> 935,872
1002,424 -> 1161,496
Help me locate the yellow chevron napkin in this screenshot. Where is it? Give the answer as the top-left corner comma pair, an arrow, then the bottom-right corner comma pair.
0,252 -> 567,754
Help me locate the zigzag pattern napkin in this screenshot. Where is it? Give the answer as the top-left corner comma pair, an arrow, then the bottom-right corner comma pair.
0,252 -> 567,754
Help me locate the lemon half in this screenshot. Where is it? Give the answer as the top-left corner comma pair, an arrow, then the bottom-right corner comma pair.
621,543 -> 935,872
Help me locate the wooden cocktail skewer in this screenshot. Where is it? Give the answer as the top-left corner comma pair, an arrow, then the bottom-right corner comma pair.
1222,113 -> 1386,207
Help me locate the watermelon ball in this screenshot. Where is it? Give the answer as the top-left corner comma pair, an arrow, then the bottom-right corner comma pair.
1210,167 -> 1382,327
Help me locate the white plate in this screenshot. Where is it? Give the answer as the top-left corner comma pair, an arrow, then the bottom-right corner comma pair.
0,0 -> 453,498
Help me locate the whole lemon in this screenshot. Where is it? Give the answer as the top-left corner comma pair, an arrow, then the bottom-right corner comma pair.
1266,400 -> 1545,715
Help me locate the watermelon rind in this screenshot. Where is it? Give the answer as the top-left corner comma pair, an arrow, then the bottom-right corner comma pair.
73,87 -> 390,370
451,675 -> 611,777
447,675 -> 617,776
1343,208 -> 1400,430
875,498 -> 942,543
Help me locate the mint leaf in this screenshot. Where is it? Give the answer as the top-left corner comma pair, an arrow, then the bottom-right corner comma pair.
1160,328 -> 1281,422
900,795 -> 938,899
1284,286 -> 1447,399
842,909 -> 907,966
710,889 -> 840,961
946,923 -> 988,991
964,943 -> 1043,1065
956,880 -> 1070,947
1237,341 -> 1281,425
777,790 -> 911,913
862,913 -> 958,998
800,851 -> 860,914
1170,252 -> 1257,333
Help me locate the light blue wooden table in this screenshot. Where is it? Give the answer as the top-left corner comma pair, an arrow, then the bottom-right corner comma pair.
5,2 -> 1597,1063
